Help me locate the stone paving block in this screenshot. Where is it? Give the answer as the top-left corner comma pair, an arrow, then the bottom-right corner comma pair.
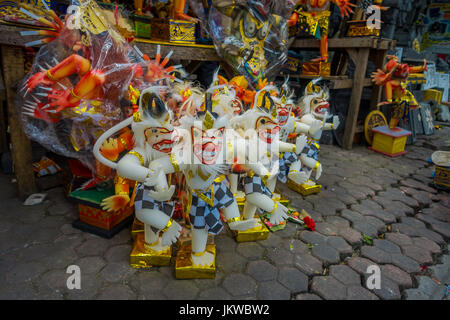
161,280 -> 199,300
5,261 -> 47,284
372,277 -> 401,300
337,226 -> 362,245
277,267 -> 308,293
378,189 -> 419,208
311,276 -> 347,300
347,257 -> 376,277
258,280 -> 291,300
129,271 -> 169,300
415,228 -> 445,245
347,176 -> 383,192
346,286 -> 379,300
215,235 -> 237,253
299,230 -> 328,246
400,217 -> 426,229
266,247 -> 295,266
217,251 -> 247,274
404,288 -> 430,300
380,264 -> 413,289
279,223 -> 300,239
66,273 -> 103,300
402,245 -> 433,264
100,261 -> 136,283
258,233 -> 283,248
198,287 -> 232,300
75,238 -> 111,257
361,246 -> 392,264
96,284 -> 137,300
314,222 -> 340,236
400,179 -> 437,193
223,273 -> 257,297
246,260 -> 277,281
353,221 -> 379,238
329,265 -> 361,286
322,186 -> 358,206
415,276 -> 440,296
313,198 -> 346,216
104,244 -> 132,263
295,293 -> 322,300
391,223 -> 419,237
295,253 -> 323,276
283,239 -> 309,255
341,209 -> 365,224
236,242 -> 265,260
385,232 -> 413,247
373,239 -> 401,254
325,216 -> 350,228
364,216 -> 387,233
399,186 -> 433,206
351,204 -> 396,224
327,236 -> 352,256
311,244 -> 340,265
391,253 -> 421,273
372,196 -> 415,215
428,221 -> 450,239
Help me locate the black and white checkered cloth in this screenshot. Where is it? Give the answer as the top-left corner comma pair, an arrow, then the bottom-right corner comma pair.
302,142 -> 320,161
278,151 -> 299,183
243,174 -> 273,198
134,183 -> 175,233
189,179 -> 235,235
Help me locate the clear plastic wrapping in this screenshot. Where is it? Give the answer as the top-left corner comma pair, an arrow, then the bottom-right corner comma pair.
208,0 -> 295,89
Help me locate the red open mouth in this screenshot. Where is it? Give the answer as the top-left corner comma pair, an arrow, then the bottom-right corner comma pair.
258,126 -> 280,144
314,102 -> 329,115
193,141 -> 222,165
152,139 -> 174,153
277,108 -> 289,125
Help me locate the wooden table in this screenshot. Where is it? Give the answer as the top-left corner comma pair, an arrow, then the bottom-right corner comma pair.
289,37 -> 397,150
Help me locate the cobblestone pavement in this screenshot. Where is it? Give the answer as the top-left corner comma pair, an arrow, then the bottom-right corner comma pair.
0,128 -> 449,300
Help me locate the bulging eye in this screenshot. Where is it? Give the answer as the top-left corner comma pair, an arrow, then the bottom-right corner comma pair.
244,13 -> 257,38
152,129 -> 157,133
258,23 -> 269,40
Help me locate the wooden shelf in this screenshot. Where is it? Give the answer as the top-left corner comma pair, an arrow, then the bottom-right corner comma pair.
280,73 -> 373,89
0,22 -> 221,62
291,37 -> 396,50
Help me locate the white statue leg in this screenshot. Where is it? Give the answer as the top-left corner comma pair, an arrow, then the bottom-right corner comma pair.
136,208 -> 181,247
191,227 -> 214,267
228,174 -> 238,194
222,199 -> 258,230
288,160 -> 309,185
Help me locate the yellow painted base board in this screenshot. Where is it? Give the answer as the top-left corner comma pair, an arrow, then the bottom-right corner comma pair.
233,220 -> 269,242
287,179 -> 322,195
175,244 -> 216,279
130,233 -> 172,268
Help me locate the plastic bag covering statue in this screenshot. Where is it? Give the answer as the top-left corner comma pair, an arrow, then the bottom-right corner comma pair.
208,0 -> 294,88
16,0 -> 173,174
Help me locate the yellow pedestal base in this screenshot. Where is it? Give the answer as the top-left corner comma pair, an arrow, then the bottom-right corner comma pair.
233,220 -> 269,242
131,218 -> 144,240
175,244 -> 216,279
130,233 -> 172,268
288,179 -> 322,195
273,190 -> 290,206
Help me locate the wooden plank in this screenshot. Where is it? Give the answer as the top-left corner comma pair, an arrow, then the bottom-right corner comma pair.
342,48 -> 370,150
136,40 -> 220,62
369,49 -> 387,110
291,37 -> 394,50
1,45 -> 36,197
